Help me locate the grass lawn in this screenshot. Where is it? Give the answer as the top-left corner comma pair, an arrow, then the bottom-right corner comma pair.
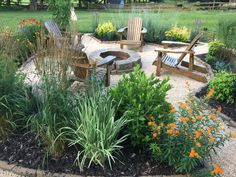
1,10 -> 236,33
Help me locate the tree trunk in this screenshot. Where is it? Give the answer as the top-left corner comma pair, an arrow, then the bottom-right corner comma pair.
29,0 -> 38,10
6,0 -> 11,6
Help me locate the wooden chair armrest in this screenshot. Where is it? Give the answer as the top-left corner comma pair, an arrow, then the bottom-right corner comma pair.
117,27 -> 128,33
162,41 -> 190,46
70,63 -> 93,69
141,27 -> 147,34
155,49 -> 195,54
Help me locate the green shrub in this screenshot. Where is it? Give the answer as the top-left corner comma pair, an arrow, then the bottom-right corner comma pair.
218,18 -> 236,51
208,41 -> 226,58
95,21 -> 117,41
148,93 -> 228,173
110,66 -> 173,147
64,89 -> 128,171
165,26 -> 190,42
209,72 -> 236,104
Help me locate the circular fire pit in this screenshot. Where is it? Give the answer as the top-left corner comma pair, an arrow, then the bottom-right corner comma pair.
89,48 -> 141,74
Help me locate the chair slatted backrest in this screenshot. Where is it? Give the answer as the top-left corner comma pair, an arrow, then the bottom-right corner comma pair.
45,20 -> 63,37
127,17 -> 142,41
176,32 -> 203,65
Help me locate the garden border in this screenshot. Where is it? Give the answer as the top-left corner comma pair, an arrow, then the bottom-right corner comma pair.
192,84 -> 236,129
0,160 -> 190,177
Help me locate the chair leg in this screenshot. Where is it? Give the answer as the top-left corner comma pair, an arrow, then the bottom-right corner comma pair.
105,65 -> 111,87
156,52 -> 163,76
120,44 -> 123,49
189,53 -> 194,71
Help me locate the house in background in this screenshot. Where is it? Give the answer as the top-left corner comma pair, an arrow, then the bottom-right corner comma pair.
107,0 -> 125,8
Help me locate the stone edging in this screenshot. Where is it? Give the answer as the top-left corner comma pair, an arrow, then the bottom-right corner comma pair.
0,160 -> 190,177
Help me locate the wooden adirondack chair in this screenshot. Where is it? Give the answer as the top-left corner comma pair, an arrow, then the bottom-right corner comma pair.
118,17 -> 147,52
71,55 -> 116,87
44,20 -> 84,53
43,21 -> 115,86
153,33 -> 208,83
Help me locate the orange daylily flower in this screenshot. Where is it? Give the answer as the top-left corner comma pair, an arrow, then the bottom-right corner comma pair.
153,133 -> 158,138
189,148 -> 200,158
170,104 -> 176,113
207,127 -> 211,134
148,121 -> 155,126
209,136 -> 215,143
178,102 -> 189,108
212,164 -> 224,175
167,123 -> 176,129
194,131 -> 202,139
210,113 -> 217,119
196,115 -> 203,120
206,88 -> 215,98
230,132 -> 236,138
196,142 -> 201,147
148,115 -> 154,119
180,117 -> 189,122
217,106 -> 222,112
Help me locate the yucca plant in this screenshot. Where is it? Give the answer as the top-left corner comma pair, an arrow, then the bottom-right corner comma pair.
63,90 -> 129,171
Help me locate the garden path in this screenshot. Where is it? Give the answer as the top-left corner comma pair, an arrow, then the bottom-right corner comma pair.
0,35 -> 235,177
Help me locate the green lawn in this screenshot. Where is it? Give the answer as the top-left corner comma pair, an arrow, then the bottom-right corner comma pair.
1,10 -> 236,33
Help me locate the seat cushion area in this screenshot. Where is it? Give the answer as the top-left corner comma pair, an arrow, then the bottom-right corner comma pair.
162,55 -> 179,67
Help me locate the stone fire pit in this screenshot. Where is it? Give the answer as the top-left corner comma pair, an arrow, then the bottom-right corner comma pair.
89,48 -> 141,74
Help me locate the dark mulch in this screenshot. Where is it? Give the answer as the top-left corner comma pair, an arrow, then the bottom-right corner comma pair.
0,131 -> 176,177
196,85 -> 236,122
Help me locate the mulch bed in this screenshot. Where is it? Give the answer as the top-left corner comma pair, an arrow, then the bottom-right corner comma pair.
196,85 -> 236,122
0,131 -> 177,177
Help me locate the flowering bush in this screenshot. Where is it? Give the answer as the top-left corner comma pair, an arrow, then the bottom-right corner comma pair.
110,66 -> 173,147
148,86 -> 230,174
15,18 -> 40,65
165,26 -> 190,42
95,21 -> 116,41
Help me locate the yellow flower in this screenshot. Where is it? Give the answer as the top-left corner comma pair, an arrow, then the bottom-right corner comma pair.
212,164 -> 224,175
189,148 -> 200,158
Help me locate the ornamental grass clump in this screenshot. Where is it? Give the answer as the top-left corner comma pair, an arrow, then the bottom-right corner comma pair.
27,34 -> 73,158
148,87 -> 230,173
0,53 -> 31,139
63,90 -> 129,171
